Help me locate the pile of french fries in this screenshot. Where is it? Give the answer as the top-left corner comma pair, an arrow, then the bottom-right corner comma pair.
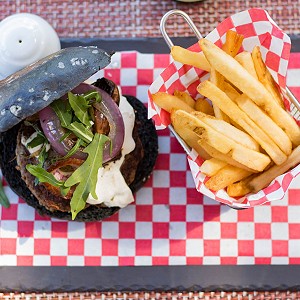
152,30 -> 300,199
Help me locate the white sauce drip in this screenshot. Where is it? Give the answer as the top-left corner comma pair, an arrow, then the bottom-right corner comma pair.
86,95 -> 136,208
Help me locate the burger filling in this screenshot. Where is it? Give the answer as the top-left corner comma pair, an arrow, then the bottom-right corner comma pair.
86,95 -> 135,207
19,81 -> 137,220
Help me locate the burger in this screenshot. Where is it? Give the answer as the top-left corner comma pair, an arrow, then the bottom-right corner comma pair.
0,46 -> 158,221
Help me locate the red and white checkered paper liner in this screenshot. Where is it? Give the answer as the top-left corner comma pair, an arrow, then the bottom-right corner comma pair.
1,51 -> 300,266
148,8 -> 300,209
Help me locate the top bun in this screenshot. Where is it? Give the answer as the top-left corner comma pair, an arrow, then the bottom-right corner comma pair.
0,46 -> 112,132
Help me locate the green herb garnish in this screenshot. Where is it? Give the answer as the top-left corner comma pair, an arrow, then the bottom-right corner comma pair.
58,138 -> 82,161
23,122 -> 50,166
52,92 -> 97,144
26,165 -> 70,197
83,90 -> 101,103
64,133 -> 110,220
68,92 -> 92,127
27,133 -> 47,149
59,131 -> 72,143
51,100 -> 72,127
26,165 -> 65,187
38,144 -> 49,166
66,121 -> 93,143
0,180 -> 10,208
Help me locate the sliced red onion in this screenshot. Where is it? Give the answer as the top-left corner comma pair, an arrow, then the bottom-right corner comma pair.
39,83 -> 125,163
39,106 -> 83,158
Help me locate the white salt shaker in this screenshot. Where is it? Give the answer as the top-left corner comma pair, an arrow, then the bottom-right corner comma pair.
0,13 -> 61,79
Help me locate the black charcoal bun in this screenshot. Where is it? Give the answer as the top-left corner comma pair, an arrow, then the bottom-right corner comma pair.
0,96 -> 158,222
0,47 -> 112,133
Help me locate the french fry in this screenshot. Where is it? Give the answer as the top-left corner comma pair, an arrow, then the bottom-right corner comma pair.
152,92 -> 194,113
174,126 -> 211,160
252,46 -> 285,108
200,141 -> 257,172
194,98 -> 214,115
170,110 -> 211,160
205,165 -> 252,191
200,158 -> 227,176
235,94 -> 292,156
197,80 -> 288,165
174,90 -> 195,108
227,175 -> 254,197
223,82 -> 241,100
191,111 -> 260,151
210,68 -> 230,122
171,110 -> 271,172
236,145 -> 300,195
195,127 -> 270,172
210,67 -> 225,88
171,46 -> 210,72
235,51 -> 258,79
199,38 -> 300,146
209,30 -> 243,122
221,83 -> 245,130
222,30 -> 244,57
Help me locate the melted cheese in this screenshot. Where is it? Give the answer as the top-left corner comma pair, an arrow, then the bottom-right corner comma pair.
86,95 -> 136,207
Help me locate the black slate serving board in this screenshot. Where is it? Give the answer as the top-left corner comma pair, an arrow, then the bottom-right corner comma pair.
1,36 -> 300,293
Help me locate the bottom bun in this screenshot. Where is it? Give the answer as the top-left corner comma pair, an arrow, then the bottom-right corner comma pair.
0,96 -> 158,222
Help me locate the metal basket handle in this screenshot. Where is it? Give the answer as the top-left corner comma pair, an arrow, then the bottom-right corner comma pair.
159,10 -> 204,154
160,10 -> 203,49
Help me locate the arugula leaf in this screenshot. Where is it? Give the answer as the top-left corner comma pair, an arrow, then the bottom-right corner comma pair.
64,133 -> 110,220
22,121 -> 49,165
0,180 -> 10,208
38,144 -> 49,166
83,91 -> 101,103
59,131 -> 72,142
58,138 -> 83,160
26,165 -> 65,188
68,92 -> 91,127
60,186 -> 71,197
67,121 -> 93,143
27,165 -> 70,197
51,100 -> 72,128
27,133 -> 47,149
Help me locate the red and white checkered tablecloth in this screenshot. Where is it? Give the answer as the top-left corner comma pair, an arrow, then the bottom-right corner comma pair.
1,51 -> 300,266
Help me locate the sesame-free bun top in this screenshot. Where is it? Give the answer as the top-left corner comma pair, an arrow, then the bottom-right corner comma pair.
0,46 -> 112,133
